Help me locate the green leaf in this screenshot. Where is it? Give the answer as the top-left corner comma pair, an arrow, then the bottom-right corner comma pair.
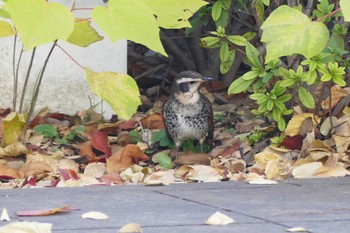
262,0 -> 270,6
92,0 -> 166,56
298,86 -> 315,109
200,36 -> 221,48
242,70 -> 259,80
227,35 -> 247,46
340,0 -> 350,22
0,8 -> 10,19
155,152 -> 173,170
0,21 -> 15,37
266,99 -> 274,111
250,93 -> 266,101
261,5 -> 329,63
220,50 -> 236,74
228,76 -> 254,94
151,129 -> 173,147
220,42 -> 229,61
85,68 -> 141,120
66,19 -> 103,47
143,0 -> 208,29
4,0 -> 74,50
246,43 -> 261,68
34,124 -> 58,138
211,0 -> 223,21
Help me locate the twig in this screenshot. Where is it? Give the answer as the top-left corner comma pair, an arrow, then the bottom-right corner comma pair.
12,35 -> 17,110
55,43 -> 85,70
315,8 -> 341,22
27,40 -> 57,121
19,47 -> 36,113
134,64 -> 167,81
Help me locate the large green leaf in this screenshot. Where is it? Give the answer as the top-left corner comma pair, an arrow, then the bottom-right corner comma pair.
66,19 -> 104,47
261,5 -> 329,63
4,0 -> 74,50
92,0 -> 166,56
298,86 -> 315,109
0,21 -> 15,37
85,68 -> 141,120
340,0 -> 350,22
143,0 -> 208,29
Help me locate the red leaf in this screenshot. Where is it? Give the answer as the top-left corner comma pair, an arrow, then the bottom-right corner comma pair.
281,135 -> 304,150
59,169 -> 79,181
90,131 -> 111,156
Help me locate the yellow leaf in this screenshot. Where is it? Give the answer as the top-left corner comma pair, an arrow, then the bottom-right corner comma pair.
1,112 -> 26,147
316,163 -> 350,177
254,147 -> 280,169
119,223 -> 143,233
0,21 -> 16,37
265,159 -> 281,180
85,68 -> 141,120
0,141 -> 29,158
285,113 -> 320,136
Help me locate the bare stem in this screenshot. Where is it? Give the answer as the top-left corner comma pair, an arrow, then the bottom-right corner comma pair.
27,40 -> 57,121
315,8 -> 341,22
19,47 -> 36,113
12,35 -> 18,110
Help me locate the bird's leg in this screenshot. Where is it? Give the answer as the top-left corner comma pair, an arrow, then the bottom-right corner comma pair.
174,142 -> 180,159
199,138 -> 204,153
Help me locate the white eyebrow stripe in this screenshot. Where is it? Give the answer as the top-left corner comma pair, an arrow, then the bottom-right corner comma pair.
176,77 -> 202,84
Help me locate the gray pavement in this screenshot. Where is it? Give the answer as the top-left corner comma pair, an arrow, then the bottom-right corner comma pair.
1,177 -> 350,232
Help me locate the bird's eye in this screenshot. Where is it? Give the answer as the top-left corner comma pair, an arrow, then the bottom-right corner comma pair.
189,81 -> 196,84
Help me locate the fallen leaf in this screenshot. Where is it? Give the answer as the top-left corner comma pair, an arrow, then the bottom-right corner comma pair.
320,116 -> 338,136
100,173 -> 125,185
254,148 -> 281,169
322,85 -> 350,110
247,173 -> 278,185
119,223 -> 143,233
90,131 -> 111,156
58,159 -> 79,172
281,135 -> 304,150
315,164 -> 350,177
107,145 -> 149,173
175,165 -> 222,182
285,113 -> 319,137
143,170 -> 175,185
0,162 -> 23,179
0,141 -> 30,158
140,113 -> 164,130
84,162 -> 106,178
174,152 -> 210,165
285,227 -> 310,232
1,112 -> 26,147
59,169 -> 79,181
79,142 -> 97,161
292,162 -> 323,178
82,211 -> 109,220
19,153 -> 56,177
1,208 -> 10,221
16,205 -> 78,216
0,221 -> 52,233
205,211 -> 235,225
265,159 -> 281,180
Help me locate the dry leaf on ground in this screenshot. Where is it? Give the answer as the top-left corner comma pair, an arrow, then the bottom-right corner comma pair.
205,211 -> 235,225
107,145 -> 149,173
0,208 -> 10,221
0,221 -> 52,233
119,223 -> 143,233
82,211 -> 109,220
16,205 -> 79,216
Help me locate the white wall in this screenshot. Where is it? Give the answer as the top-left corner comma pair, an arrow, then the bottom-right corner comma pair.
0,0 -> 127,118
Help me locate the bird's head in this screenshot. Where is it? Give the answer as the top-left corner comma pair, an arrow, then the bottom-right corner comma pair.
173,71 -> 212,101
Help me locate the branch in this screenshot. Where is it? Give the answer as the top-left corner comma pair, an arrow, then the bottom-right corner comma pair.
160,30 -> 196,71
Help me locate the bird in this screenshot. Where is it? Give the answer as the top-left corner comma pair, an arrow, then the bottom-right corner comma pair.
162,70 -> 214,157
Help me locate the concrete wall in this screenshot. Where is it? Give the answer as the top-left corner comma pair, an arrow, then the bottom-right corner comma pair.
0,0 -> 127,118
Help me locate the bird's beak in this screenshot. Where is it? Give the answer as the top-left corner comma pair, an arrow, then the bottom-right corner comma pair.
202,76 -> 213,81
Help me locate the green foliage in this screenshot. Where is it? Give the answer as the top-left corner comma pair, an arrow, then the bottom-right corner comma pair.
151,129 -> 173,148
4,0 -> 74,50
200,26 -> 248,74
34,124 -> 59,138
261,5 -> 329,63
66,19 -> 103,47
85,68 -> 142,120
155,152 -> 173,170
340,0 -> 350,22
0,21 -> 15,37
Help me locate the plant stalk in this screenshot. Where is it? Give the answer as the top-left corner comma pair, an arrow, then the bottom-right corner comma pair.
19,47 -> 36,113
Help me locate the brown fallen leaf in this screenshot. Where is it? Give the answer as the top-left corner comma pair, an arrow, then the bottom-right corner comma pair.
175,165 -> 222,182
174,152 -> 210,165
19,153 -> 56,177
79,142 -> 97,161
140,113 -> 164,130
99,172 -> 125,185
90,131 -> 111,156
284,113 -> 320,137
16,205 -> 79,216
0,161 -> 23,179
107,145 -> 149,173
143,170 -> 175,185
